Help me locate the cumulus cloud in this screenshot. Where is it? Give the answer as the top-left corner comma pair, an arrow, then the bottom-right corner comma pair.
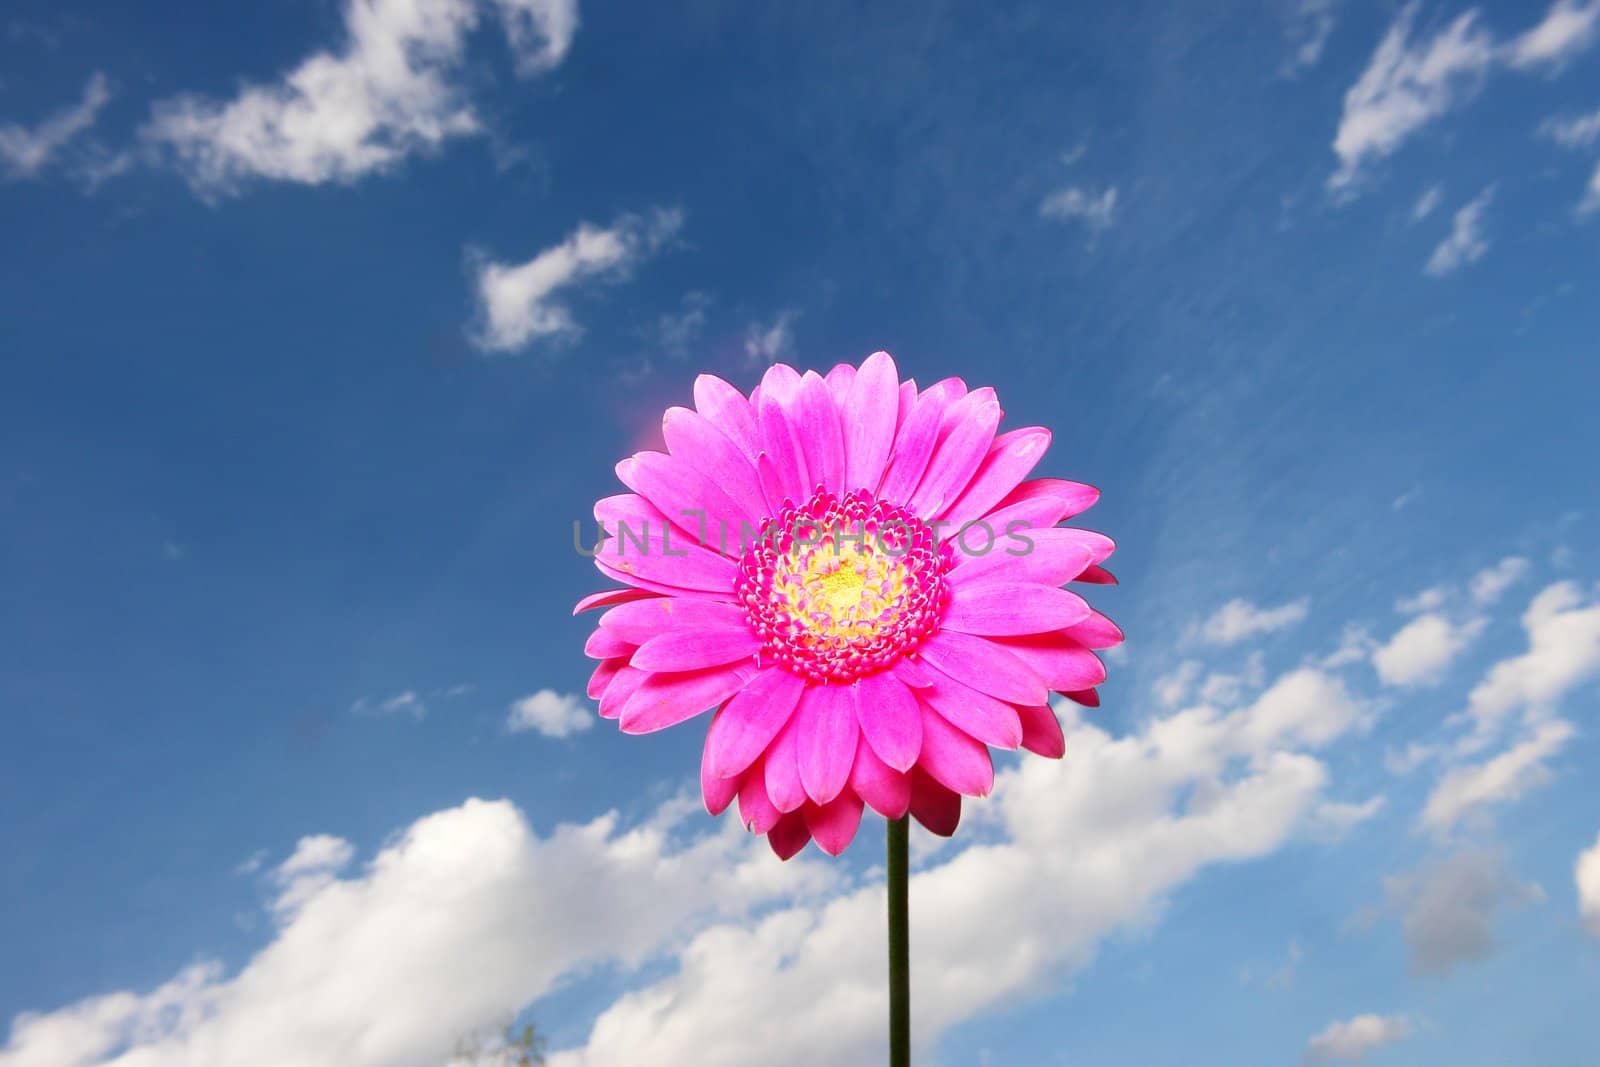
0,797 -> 834,1067
141,0 -> 576,196
1505,0 -> 1600,71
271,834 -> 357,919
1192,597 -> 1310,646
1038,184 -> 1118,229
505,689 -> 593,738
2,661 -> 1367,1067
1470,556 -> 1530,605
1304,1013 -> 1412,1063
1424,187 -> 1494,277
549,671 -> 1362,1066
471,208 -> 684,353
0,72 -> 112,180
1372,614 -> 1485,687
1579,832 -> 1600,935
1458,581 -> 1600,749
1385,849 -> 1541,975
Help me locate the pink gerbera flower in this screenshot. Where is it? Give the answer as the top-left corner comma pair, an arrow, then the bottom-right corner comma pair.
576,351 -> 1121,859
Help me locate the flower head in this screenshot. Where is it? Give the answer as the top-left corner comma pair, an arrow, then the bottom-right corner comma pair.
576,352 -> 1120,858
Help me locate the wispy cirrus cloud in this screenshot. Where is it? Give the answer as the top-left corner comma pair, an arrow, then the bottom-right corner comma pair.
1424,186 -> 1493,277
0,72 -> 111,180
1579,832 -> 1600,935
1329,0 -> 1600,193
1039,184 -> 1119,230
470,208 -> 684,353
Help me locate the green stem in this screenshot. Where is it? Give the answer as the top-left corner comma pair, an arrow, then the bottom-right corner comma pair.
888,816 -> 910,1067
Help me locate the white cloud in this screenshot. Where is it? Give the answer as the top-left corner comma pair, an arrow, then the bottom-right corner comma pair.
743,309 -> 800,365
472,208 -> 684,353
1411,183 -> 1443,221
1304,1013 -> 1411,1063
1459,581 -> 1600,747
1154,660 -> 1202,708
1384,849 -> 1540,974
1578,831 -> 1600,935
0,72 -> 111,179
1193,597 -> 1310,646
1424,186 -> 1493,277
141,0 -> 576,196
1421,718 -> 1575,834
506,689 -> 593,738
271,834 -> 356,919
1329,5 -> 1495,192
1470,556 -> 1530,605
653,291 -> 712,359
1372,614 -> 1485,687
491,0 -> 579,76
1581,161 -> 1600,216
551,671 -> 1362,1066
1538,105 -> 1600,147
1282,0 -> 1341,76
1395,585 -> 1448,614
1312,796 -> 1387,839
0,797 -> 834,1067
1505,0 -> 1600,71
1039,184 -> 1118,229
351,690 -> 428,719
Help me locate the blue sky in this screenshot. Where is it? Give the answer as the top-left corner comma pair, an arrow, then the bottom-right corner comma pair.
2,0 -> 1599,1063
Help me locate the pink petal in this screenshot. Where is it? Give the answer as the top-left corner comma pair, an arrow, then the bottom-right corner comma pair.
1065,611 -> 1124,649
843,351 -> 900,492
938,428 -> 1052,528
918,700 -> 994,797
1076,565 -> 1117,585
598,666 -> 646,720
694,373 -> 760,461
767,811 -> 812,860
890,657 -> 935,688
918,630 -> 1048,706
856,670 -> 922,772
763,719 -> 807,813
573,588 -> 660,615
825,362 -> 856,406
793,371 -> 845,495
982,478 -> 1101,531
908,396 -> 1001,517
942,581 -> 1092,636
849,735 -> 912,819
909,769 -> 961,837
599,598 -> 748,645
587,656 -> 627,700
876,392 -> 945,506
992,633 -> 1107,692
758,379 -> 809,505
619,665 -> 749,735
894,379 -> 917,434
704,666 -> 808,778
804,793 -> 864,856
1016,702 -> 1067,758
631,627 -> 761,672
584,628 -> 635,660
795,683 -> 859,806
617,452 -> 749,554
700,727 -> 741,815
756,451 -> 788,516
917,662 -> 1023,749
594,495 -> 740,592
663,406 -> 768,527
1063,687 -> 1100,707
950,528 -> 1103,585
738,764 -> 782,834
